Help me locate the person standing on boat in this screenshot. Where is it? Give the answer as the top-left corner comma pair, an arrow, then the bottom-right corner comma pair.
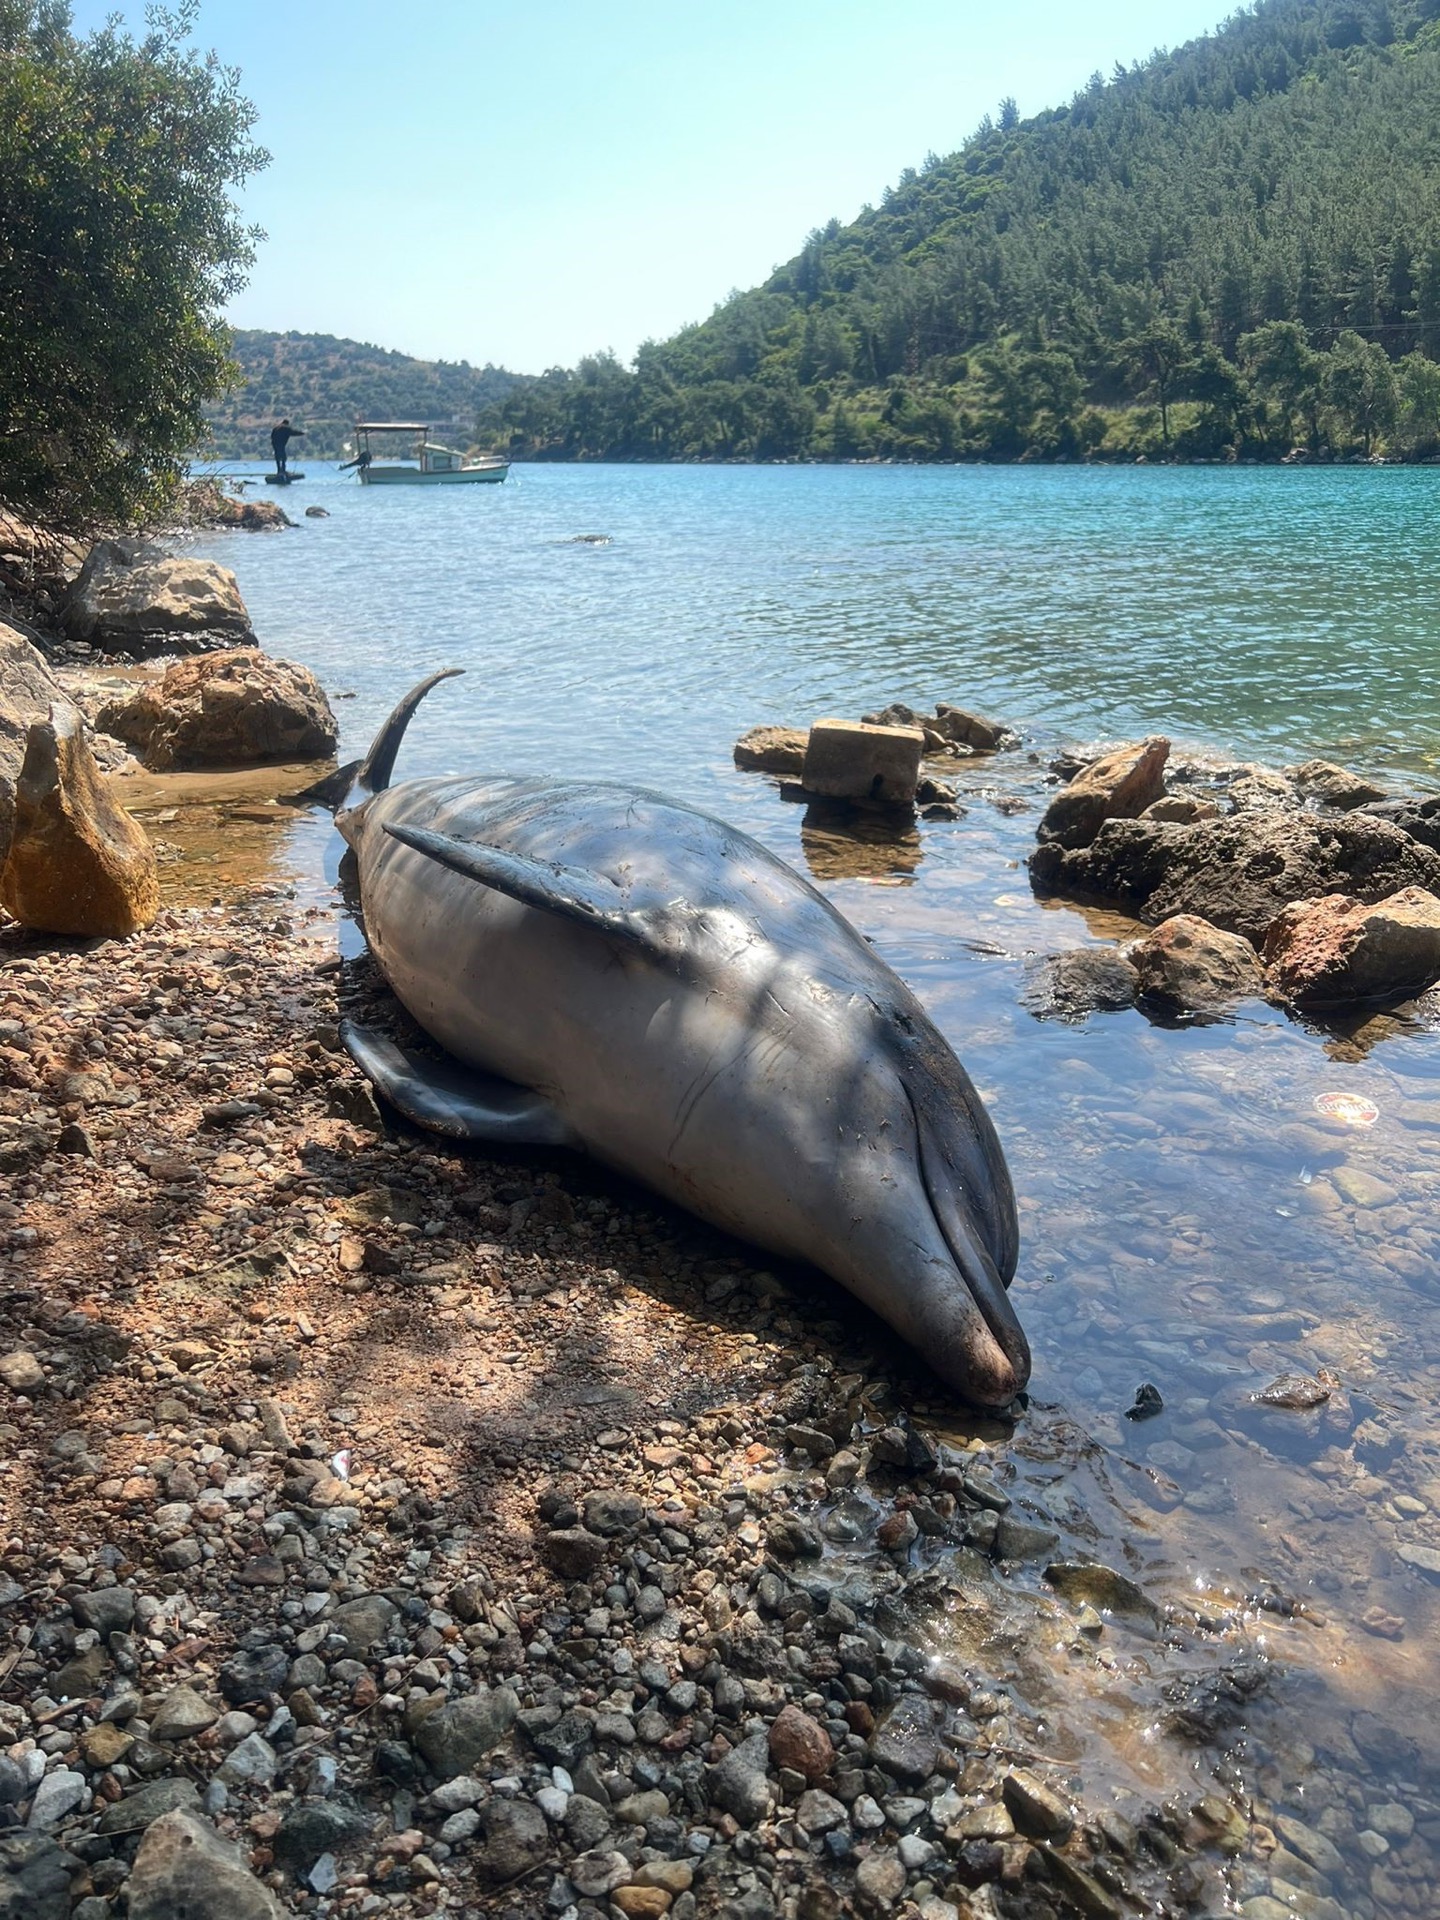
270,419 -> 304,478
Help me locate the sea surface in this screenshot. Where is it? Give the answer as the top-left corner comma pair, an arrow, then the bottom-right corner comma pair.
187,461 -> 1440,1909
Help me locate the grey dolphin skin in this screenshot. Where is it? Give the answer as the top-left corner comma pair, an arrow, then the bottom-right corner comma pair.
336,671 -> 1030,1408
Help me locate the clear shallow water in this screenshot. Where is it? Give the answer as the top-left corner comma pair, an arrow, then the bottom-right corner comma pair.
191,463 -> 1440,1910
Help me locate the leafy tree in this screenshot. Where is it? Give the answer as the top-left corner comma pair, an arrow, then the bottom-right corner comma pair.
1322,329 -> 1399,453
1123,321 -> 1193,448
1395,349 -> 1440,454
1238,320 -> 1323,447
0,1 -> 267,526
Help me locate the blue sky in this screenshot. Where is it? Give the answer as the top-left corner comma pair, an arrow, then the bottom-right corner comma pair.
73,0 -> 1232,374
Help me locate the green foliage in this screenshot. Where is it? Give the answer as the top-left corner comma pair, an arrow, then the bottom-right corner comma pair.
0,1 -> 266,526
478,0 -> 1440,465
203,331 -> 518,460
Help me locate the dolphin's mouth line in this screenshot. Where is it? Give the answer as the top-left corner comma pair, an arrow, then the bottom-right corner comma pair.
902,1078 -> 1030,1389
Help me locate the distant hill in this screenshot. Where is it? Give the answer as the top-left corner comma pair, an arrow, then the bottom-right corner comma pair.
203,330 -> 518,460
477,0 -> 1440,463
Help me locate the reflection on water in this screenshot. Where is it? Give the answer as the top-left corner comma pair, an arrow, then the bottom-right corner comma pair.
116,763 -> 339,906
795,796 -> 924,885
184,463 -> 1440,1910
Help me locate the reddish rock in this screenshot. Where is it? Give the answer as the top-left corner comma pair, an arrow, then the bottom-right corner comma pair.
99,649 -> 337,772
1037,737 -> 1170,849
1263,888 -> 1440,1007
768,1704 -> 834,1784
733,725 -> 808,775
1129,914 -> 1265,1010
0,709 -> 157,937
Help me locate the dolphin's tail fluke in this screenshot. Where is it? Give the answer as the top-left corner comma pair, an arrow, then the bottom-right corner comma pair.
335,667 -> 465,834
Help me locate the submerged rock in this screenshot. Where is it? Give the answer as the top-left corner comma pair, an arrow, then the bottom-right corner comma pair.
0,709 -> 157,937
801,718 -> 923,806
61,539 -> 253,655
1044,1561 -> 1160,1623
1128,914 -> 1265,1010
1021,948 -> 1139,1021
1031,808 -> 1440,945
1036,737 -> 1170,850
1263,888 -> 1440,1007
98,650 -> 337,771
1255,1372 -> 1335,1410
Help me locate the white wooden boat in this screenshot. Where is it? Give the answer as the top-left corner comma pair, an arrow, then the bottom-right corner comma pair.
347,422 -> 508,486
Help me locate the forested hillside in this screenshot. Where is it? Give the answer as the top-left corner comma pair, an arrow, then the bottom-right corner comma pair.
204,331 -> 516,459
478,0 -> 1440,463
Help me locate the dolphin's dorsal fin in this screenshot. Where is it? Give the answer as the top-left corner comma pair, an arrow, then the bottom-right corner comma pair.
342,668 -> 466,817
383,822 -> 670,953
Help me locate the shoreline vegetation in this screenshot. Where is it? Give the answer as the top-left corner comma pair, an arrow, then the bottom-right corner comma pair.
461,0 -> 1440,468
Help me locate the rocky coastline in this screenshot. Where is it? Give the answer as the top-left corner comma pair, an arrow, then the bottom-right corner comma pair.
1,507 -> 1437,1920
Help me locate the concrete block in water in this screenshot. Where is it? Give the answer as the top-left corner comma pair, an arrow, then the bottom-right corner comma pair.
801,719 -> 924,806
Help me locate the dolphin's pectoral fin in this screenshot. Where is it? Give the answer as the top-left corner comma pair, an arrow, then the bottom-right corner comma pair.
339,1020 -> 576,1145
383,823 -> 668,954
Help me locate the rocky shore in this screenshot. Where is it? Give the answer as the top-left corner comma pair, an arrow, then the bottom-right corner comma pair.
3,901 -> 1398,1920
3,505 -> 1440,1918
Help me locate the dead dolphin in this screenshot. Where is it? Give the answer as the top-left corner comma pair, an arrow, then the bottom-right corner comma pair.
336,670 -> 1029,1406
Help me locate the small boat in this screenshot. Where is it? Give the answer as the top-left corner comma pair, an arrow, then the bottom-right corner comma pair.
348,422 -> 509,486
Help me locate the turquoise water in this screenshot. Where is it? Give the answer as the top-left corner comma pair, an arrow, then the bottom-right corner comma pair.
196,461 -> 1440,790
190,463 -> 1440,1907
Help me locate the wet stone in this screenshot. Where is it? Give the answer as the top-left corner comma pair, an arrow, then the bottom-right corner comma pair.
768,1704 -> 834,1783
993,1515 -> 1060,1561
1043,1561 -> 1160,1623
869,1699 -> 940,1784
1002,1768 -> 1075,1838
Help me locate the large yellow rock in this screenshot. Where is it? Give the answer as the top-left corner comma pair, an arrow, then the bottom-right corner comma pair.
0,708 -> 158,937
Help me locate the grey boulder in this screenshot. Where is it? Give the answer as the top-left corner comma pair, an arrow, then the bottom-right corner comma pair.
62,540 -> 253,656
125,1809 -> 283,1920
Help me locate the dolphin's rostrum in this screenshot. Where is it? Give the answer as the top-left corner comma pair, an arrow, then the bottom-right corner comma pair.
337,671 -> 1031,1407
